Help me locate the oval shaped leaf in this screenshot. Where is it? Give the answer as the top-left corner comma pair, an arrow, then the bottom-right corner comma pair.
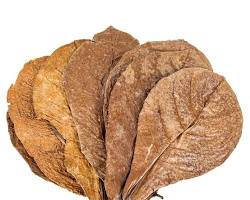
33,41 -> 103,200
7,58 -> 84,195
123,68 -> 243,200
104,40 -> 212,199
64,27 -> 139,179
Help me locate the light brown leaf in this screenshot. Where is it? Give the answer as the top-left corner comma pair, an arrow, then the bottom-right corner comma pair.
7,57 -> 84,195
7,112 -> 48,181
123,68 -> 243,200
104,40 -> 212,200
64,27 -> 139,179
33,40 -> 104,200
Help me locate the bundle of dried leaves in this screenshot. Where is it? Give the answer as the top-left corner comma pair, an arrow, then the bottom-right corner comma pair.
7,26 -> 243,200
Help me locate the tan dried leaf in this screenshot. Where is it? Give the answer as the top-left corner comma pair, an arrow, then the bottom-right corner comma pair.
33,41 -> 104,200
7,57 -> 84,195
104,40 -> 212,199
64,27 -> 139,179
7,112 -> 48,180
123,68 -> 243,200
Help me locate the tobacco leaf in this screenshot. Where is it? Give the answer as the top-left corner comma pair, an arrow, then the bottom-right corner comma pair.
7,112 -> 48,180
64,27 -> 139,179
7,57 -> 84,195
123,68 -> 243,200
33,40 -> 105,200
104,40 -> 212,199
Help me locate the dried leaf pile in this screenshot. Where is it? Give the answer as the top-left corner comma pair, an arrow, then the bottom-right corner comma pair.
7,26 -> 243,200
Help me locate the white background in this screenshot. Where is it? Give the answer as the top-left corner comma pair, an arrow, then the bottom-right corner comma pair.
0,0 -> 249,199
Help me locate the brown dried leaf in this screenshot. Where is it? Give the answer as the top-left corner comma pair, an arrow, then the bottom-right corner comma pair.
33,40 -> 104,200
7,112 -> 48,180
64,27 -> 139,179
7,57 -> 84,195
123,68 -> 243,200
104,40 -> 212,199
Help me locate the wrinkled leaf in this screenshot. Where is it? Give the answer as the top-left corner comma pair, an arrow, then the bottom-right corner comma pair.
64,27 -> 139,179
7,57 -> 84,195
123,68 -> 243,200
33,40 -> 104,200
104,40 -> 212,199
7,112 -> 48,180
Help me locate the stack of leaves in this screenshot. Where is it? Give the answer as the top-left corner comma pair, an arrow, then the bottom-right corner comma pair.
7,26 -> 243,200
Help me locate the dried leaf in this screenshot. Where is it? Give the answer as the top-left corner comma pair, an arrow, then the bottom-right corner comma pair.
104,40 -> 212,199
64,27 -> 139,179
7,27 -> 243,200
33,40 -> 104,200
7,57 -> 84,195
7,112 -> 48,180
123,68 -> 243,200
